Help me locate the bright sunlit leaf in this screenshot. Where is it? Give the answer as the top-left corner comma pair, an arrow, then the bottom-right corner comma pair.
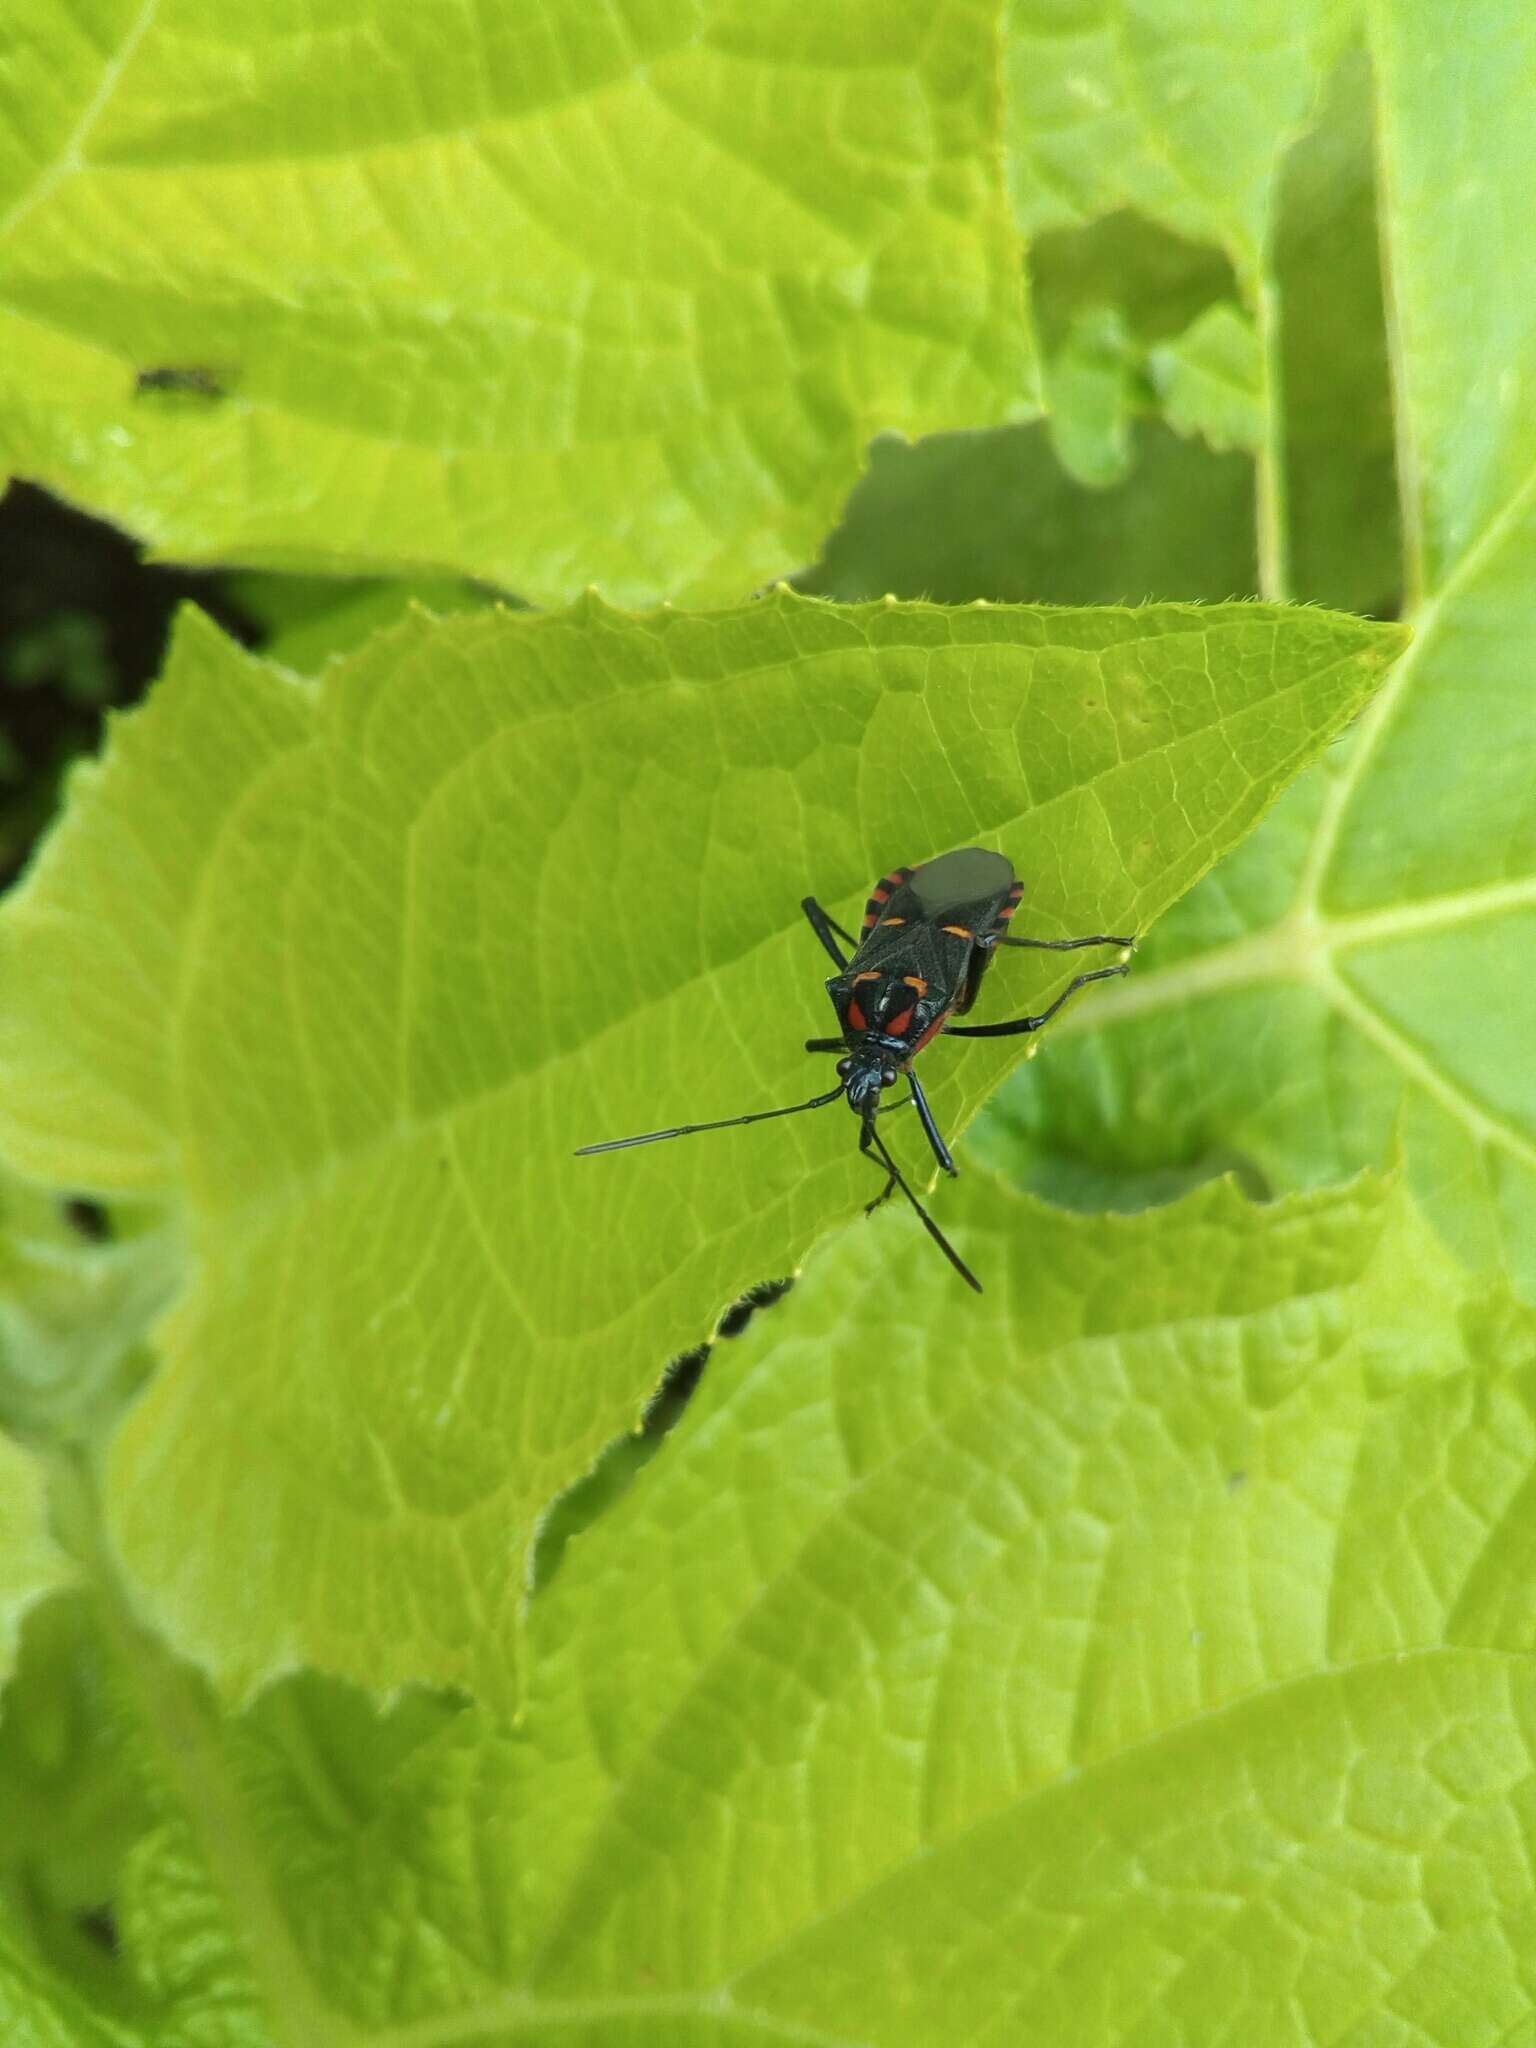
0,0 -> 1033,606
0,593 -> 1402,1702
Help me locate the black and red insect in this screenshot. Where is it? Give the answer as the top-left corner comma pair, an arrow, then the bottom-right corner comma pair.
576,847 -> 1133,1292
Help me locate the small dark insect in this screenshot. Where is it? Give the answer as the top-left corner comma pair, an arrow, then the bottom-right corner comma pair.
133,365 -> 227,400
576,847 -> 1134,1292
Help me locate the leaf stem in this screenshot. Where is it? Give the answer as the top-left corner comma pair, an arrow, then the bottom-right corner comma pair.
1253,274 -> 1291,602
55,1451 -> 362,2048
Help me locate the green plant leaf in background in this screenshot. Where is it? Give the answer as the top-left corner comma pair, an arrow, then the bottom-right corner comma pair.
1006,0 -> 1342,266
0,1911 -> 145,2048
0,1426 -> 68,1687
0,0 -> 1033,606
999,2 -> 1536,1297
1026,209 -> 1238,493
1272,45 -> 1401,619
799,418 -> 1259,606
806,30 -> 1398,624
0,1594 -> 158,2028
0,1170 -> 174,1444
222,573 -> 496,680
1148,303 -> 1264,456
8,1165 -> 1536,2045
0,593 -> 1403,1704
1006,0 -> 1351,594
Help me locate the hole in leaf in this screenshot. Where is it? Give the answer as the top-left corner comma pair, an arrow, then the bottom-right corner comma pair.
532,1276 -> 796,1595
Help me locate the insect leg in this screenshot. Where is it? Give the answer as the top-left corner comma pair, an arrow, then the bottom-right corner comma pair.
998,932 -> 1136,952
801,896 -> 857,968
856,1084 -> 919,1213
946,961 -> 1130,1038
862,1122 -> 982,1292
858,1119 -> 897,1212
804,1036 -> 845,1053
904,1069 -> 956,1176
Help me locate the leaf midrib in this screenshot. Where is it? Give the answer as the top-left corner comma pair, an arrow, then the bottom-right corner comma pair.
81,1473 -> 367,2048
0,0 -> 160,243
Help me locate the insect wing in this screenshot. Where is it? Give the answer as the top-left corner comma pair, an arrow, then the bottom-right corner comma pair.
861,864 -> 915,933
896,846 -> 1017,935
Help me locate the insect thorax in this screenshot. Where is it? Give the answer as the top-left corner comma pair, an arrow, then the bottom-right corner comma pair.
829,967 -> 944,1048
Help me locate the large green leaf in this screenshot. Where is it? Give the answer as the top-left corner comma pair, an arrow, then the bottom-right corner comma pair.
997,0 -> 1536,1293
0,0 -> 1031,607
20,1168 -> 1536,2045
0,593 -> 1403,1702
507,1175 -> 1536,2041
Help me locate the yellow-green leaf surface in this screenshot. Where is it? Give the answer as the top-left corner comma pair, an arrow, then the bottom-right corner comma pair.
998,1 -> 1536,1294
0,0 -> 1031,606
30,1170 -> 1536,2046
509,1178 -> 1536,2042
0,592 -> 1402,1702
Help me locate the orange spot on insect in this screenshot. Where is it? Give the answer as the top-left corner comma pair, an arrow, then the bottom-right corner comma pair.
902,974 -> 928,995
881,915 -> 906,926
847,998 -> 867,1032
885,1006 -> 915,1036
942,924 -> 974,939
853,971 -> 880,984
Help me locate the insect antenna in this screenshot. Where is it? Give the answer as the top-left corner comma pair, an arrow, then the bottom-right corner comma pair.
575,1082 -> 847,1155
865,1124 -> 982,1293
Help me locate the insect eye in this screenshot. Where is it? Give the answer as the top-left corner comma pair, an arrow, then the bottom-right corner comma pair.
882,1066 -> 897,1088
836,1058 -> 851,1078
